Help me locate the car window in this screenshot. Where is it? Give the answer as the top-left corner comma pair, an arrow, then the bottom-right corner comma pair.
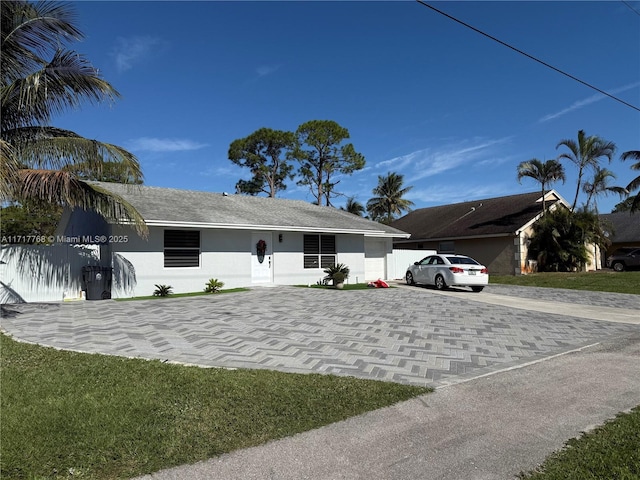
446,256 -> 479,265
419,256 -> 433,265
433,257 -> 445,265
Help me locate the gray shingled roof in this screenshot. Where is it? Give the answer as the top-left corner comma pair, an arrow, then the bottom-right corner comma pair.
599,212 -> 640,243
93,182 -> 408,237
390,191 -> 562,241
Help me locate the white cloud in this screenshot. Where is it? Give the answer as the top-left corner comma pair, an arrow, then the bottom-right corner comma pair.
200,164 -> 244,178
256,64 -> 281,77
408,184 -> 515,206
539,82 -> 640,123
126,137 -> 208,152
112,36 -> 163,73
374,136 -> 512,181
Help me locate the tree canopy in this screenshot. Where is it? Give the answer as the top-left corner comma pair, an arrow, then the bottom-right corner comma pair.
528,207 -> 608,272
556,130 -> 616,211
516,158 -> 565,212
291,120 -> 365,206
366,172 -> 414,224
581,167 -> 626,213
620,150 -> 640,212
228,128 -> 295,197
1,0 -> 146,235
340,196 -> 365,217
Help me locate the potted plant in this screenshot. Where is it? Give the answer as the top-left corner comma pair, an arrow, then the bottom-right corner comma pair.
332,271 -> 346,289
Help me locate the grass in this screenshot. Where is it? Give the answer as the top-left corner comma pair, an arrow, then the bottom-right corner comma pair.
490,270 -> 640,295
114,287 -> 249,301
0,333 -> 431,480
518,406 -> 640,479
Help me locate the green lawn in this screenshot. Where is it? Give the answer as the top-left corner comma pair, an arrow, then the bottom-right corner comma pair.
114,287 -> 249,301
0,334 -> 430,480
519,407 -> 640,479
491,270 -> 640,295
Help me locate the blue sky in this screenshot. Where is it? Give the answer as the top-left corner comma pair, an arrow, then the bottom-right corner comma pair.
56,1 -> 640,214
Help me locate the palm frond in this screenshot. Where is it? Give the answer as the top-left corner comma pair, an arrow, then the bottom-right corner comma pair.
2,49 -> 119,130
7,127 -> 141,177
16,169 -> 147,236
0,138 -> 21,199
1,1 -> 83,84
620,150 -> 640,162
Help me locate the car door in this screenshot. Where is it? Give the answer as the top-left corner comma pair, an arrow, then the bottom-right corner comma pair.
413,256 -> 433,283
424,256 -> 444,285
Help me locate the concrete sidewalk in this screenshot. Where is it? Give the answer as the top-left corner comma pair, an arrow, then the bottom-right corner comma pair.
135,332 -> 640,480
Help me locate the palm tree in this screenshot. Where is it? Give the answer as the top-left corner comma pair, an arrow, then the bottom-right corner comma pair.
620,150 -> 640,212
366,172 -> 414,224
1,1 -> 146,234
341,196 -> 365,216
556,130 -> 616,211
582,167 -> 627,212
528,207 -> 606,272
516,158 -> 565,212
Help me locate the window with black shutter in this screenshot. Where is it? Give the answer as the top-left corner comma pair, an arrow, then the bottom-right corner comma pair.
303,234 -> 335,268
164,230 -> 200,267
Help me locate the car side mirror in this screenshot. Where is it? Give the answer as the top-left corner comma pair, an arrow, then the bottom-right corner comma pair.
414,262 -> 419,265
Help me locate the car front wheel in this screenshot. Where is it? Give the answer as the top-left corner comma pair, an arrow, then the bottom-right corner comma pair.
434,274 -> 447,290
471,286 -> 484,292
406,271 -> 415,285
612,261 -> 625,272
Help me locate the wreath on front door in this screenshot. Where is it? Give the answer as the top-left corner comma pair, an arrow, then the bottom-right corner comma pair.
256,239 -> 267,257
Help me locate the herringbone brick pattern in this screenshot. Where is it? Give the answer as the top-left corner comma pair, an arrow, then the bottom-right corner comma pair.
1,286 -> 637,387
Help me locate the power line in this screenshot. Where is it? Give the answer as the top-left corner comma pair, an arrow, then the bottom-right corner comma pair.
622,0 -> 640,17
415,1 -> 640,113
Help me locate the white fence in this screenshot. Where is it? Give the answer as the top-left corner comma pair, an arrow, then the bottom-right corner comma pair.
0,244 -> 101,303
389,249 -> 436,280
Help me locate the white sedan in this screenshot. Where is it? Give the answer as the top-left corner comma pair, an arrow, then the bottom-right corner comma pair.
406,254 -> 488,292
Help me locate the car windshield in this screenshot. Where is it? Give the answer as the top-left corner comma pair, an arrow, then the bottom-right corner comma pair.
447,256 -> 479,265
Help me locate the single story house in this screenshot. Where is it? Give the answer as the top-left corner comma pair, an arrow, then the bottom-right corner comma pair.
599,211 -> 640,255
389,190 -> 572,275
56,182 -> 409,298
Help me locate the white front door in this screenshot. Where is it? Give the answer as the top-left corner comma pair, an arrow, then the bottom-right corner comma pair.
251,232 -> 273,284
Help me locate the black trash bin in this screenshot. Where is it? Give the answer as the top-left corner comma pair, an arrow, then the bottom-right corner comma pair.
82,266 -> 113,300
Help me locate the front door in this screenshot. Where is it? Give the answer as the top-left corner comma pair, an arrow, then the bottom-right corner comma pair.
251,232 -> 273,284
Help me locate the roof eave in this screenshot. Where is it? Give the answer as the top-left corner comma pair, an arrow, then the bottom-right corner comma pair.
394,232 -> 514,243
143,220 -> 405,237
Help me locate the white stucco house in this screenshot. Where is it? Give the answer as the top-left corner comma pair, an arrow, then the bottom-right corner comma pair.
55,182 -> 409,298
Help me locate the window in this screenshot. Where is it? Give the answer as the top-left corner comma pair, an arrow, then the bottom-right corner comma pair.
304,234 -> 336,268
164,230 -> 200,267
438,241 -> 455,253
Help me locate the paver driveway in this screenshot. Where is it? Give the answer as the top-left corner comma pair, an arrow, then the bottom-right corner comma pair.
1,284 -> 638,387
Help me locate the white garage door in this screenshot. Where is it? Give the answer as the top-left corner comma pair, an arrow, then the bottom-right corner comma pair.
365,239 -> 387,281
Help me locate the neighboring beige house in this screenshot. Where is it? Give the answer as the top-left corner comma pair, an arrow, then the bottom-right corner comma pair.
390,191 -> 571,275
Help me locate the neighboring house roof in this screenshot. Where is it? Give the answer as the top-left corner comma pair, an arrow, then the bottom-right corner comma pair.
599,212 -> 640,244
390,190 -> 567,241
92,182 -> 409,238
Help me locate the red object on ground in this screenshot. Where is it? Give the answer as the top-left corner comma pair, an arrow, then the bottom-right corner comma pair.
370,279 -> 389,288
